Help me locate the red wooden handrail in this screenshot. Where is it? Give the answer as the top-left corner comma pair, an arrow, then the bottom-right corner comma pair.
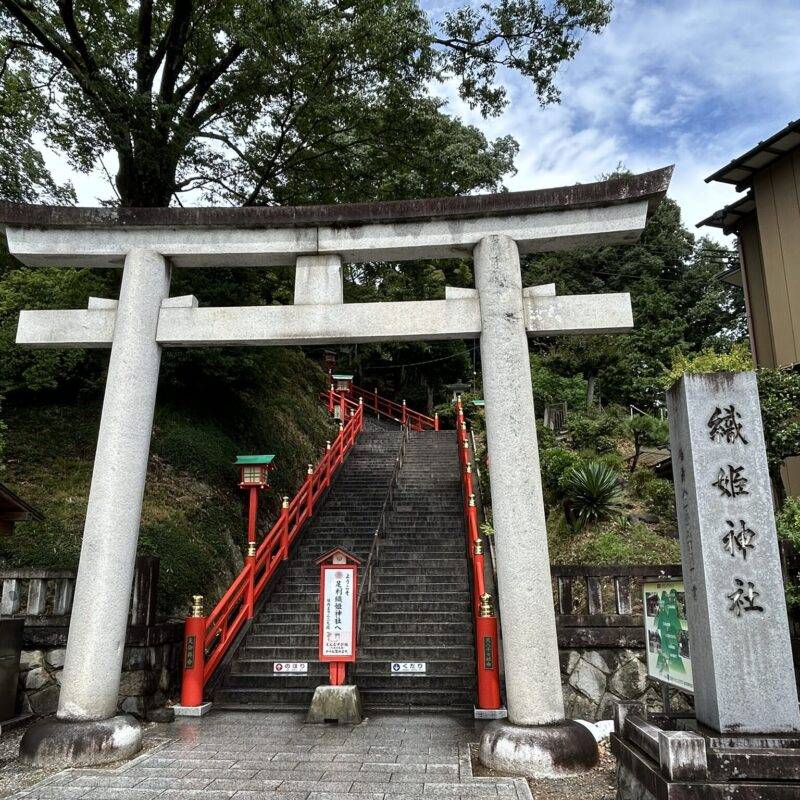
455,398 -> 502,710
350,383 -> 438,431
181,394 -> 364,703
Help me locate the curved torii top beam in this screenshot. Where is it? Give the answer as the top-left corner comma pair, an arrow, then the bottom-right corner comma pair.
0,167 -> 672,268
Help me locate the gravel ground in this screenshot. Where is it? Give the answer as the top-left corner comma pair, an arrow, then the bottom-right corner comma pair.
0,720 -> 53,798
470,741 -> 616,800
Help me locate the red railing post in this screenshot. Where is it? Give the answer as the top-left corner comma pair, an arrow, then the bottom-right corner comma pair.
464,464 -> 474,506
434,412 -> 439,431
328,384 -> 334,413
339,392 -> 346,422
280,496 -> 290,559
306,464 -> 314,521
402,399 -> 407,425
246,541 -> 256,619
180,595 -> 206,707
475,593 -> 502,710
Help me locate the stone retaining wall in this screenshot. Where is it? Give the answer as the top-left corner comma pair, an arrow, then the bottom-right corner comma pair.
560,646 -> 692,721
17,641 -> 182,719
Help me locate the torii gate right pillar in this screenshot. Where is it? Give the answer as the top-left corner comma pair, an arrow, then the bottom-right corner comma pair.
475,235 -> 598,776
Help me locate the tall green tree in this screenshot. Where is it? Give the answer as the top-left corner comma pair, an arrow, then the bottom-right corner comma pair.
0,0 -> 610,207
524,196 -> 747,408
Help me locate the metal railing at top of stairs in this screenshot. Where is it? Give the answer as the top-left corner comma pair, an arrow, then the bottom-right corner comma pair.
180,394 -> 364,707
355,423 -> 410,645
329,382 -> 439,432
455,398 -> 502,711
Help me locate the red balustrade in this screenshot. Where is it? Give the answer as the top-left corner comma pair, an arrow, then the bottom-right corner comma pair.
455,398 -> 502,711
342,383 -> 439,431
181,396 -> 364,705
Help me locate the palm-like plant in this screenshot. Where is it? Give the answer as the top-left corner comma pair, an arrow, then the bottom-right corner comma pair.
563,462 -> 622,529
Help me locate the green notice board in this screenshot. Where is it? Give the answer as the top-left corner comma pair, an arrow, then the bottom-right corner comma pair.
642,580 -> 693,693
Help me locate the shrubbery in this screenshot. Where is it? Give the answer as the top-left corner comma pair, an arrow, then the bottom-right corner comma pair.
565,407 -> 624,454
563,461 -> 622,529
629,469 -> 677,522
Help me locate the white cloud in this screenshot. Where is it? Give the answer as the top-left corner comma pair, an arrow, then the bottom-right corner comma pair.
428,0 -> 800,246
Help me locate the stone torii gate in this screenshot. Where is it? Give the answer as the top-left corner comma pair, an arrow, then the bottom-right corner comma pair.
6,167 -> 672,772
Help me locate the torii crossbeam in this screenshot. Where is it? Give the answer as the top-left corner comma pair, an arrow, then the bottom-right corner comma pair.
5,167 -> 673,771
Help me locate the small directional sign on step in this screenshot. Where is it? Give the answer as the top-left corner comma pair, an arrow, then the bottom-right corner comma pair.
273,662 -> 308,673
391,662 -> 426,674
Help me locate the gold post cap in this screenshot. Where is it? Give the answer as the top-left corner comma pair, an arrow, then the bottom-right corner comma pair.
359,396 -> 363,404
326,440 -> 331,449
466,463 -> 472,473
191,595 -> 204,617
468,493 -> 476,507
282,496 -> 290,508
307,464 -> 314,474
462,439 -> 469,448
479,593 -> 494,617
474,538 -> 483,556
247,541 -> 257,557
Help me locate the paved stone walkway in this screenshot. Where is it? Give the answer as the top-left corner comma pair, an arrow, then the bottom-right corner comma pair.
8,711 -> 532,800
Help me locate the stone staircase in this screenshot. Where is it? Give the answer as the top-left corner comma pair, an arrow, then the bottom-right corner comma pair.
356,430 -> 476,711
213,425 -> 475,712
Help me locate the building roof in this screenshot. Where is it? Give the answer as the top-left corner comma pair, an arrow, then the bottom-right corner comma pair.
0,168 -> 673,231
0,481 -> 43,521
697,191 -> 756,234
705,120 -> 800,190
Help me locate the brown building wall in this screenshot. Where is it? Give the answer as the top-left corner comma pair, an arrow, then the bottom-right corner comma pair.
752,152 -> 800,367
735,151 -> 800,495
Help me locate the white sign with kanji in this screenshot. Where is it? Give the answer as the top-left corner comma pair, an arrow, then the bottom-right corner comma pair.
320,567 -> 355,658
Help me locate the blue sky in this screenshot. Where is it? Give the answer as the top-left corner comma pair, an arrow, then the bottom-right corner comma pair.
47,0 -> 800,246
425,0 -> 800,244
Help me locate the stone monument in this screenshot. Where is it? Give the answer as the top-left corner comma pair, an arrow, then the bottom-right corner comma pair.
613,371 -> 800,798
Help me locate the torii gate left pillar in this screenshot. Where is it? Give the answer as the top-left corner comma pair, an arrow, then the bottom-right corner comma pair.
5,167 -> 672,772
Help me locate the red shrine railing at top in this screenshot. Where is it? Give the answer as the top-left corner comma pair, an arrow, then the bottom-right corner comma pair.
455,397 -> 502,710
328,382 -> 438,432
180,394 -> 364,705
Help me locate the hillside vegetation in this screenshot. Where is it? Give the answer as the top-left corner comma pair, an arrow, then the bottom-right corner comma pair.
0,348 -> 333,617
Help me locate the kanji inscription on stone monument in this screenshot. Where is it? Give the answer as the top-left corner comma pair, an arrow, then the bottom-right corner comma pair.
667,372 -> 800,734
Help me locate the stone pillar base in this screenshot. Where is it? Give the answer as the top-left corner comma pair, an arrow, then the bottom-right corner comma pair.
19,714 -> 142,767
306,685 -> 362,724
479,719 -> 599,778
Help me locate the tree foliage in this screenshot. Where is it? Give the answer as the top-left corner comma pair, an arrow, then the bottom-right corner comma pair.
0,0 -> 609,207
625,413 -> 669,472
525,196 -> 747,408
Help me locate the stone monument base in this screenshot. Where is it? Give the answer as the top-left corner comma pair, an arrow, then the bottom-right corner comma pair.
478,719 -> 599,778
306,685 -> 362,724
612,701 -> 800,799
19,714 -> 142,767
